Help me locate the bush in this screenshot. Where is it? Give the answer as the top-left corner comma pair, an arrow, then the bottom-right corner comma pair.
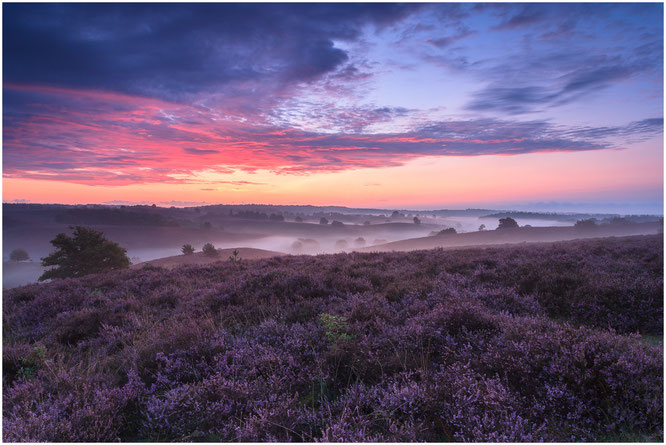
438,227 -> 457,235
181,244 -> 195,255
413,217 -> 421,225
320,217 -> 329,225
39,226 -> 130,281
331,221 -> 344,227
202,243 -> 218,257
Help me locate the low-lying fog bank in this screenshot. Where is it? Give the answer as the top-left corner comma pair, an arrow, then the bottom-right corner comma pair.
4,203 -> 661,289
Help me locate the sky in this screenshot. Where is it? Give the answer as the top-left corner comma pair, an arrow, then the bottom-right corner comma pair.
2,3 -> 664,213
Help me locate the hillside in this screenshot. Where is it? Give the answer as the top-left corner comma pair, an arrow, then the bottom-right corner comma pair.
362,221 -> 661,252
3,235 -> 663,441
132,248 -> 286,269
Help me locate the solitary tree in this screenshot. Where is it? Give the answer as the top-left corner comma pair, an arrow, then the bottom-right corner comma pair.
181,244 -> 195,255
9,248 -> 29,262
319,217 -> 329,225
39,226 -> 130,281
478,224 -> 486,231
331,220 -> 344,227
413,216 -> 421,225
497,217 -> 519,229
202,243 -> 219,257
575,219 -> 598,230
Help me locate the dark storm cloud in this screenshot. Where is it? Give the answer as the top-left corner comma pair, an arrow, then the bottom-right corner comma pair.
3,3 -> 419,101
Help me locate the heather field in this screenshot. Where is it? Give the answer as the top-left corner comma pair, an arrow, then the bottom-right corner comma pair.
3,234 -> 663,442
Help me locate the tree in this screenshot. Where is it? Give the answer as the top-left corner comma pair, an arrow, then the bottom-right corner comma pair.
295,216 -> 304,223
354,237 -> 366,246
413,217 -> 421,225
9,248 -> 29,262
320,217 -> 329,225
39,226 -> 130,281
181,244 -> 195,255
202,243 -> 219,257
478,224 -> 486,231
438,227 -> 457,235
331,220 -> 344,227
497,217 -> 519,229
575,219 -> 597,230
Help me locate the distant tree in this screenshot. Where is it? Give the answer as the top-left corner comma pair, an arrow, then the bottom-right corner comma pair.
335,239 -> 348,249
9,248 -> 29,262
575,219 -> 598,230
269,213 -> 285,222
320,217 -> 329,225
181,244 -> 195,255
39,226 -> 130,281
413,216 -> 421,225
295,216 -> 304,223
391,211 -> 402,218
438,227 -> 457,235
331,220 -> 344,227
497,217 -> 519,229
202,243 -> 219,257
355,237 -> 366,246
478,224 -> 486,231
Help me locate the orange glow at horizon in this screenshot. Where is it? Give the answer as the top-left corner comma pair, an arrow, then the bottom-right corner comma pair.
4,142 -> 662,209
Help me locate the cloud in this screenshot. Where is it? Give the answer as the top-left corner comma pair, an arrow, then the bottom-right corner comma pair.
184,148 -> 220,155
3,83 -> 660,185
466,56 -> 658,114
3,4 -> 418,103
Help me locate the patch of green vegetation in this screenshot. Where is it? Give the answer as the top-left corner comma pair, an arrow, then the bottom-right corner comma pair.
18,344 -> 47,380
319,313 -> 354,346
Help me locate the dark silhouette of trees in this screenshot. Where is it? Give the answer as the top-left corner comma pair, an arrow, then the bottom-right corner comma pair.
413,217 -> 421,225
479,224 -> 486,231
181,244 -> 195,255
202,243 -> 219,257
320,217 -> 329,225
438,227 -> 457,235
9,249 -> 29,262
497,217 -> 519,229
331,220 -> 344,227
575,219 -> 598,230
39,226 -> 130,281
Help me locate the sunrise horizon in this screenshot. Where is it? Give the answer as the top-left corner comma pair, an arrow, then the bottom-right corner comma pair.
3,3 -> 663,212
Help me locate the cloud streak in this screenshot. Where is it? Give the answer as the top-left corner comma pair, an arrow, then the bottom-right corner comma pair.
3,84 -> 661,185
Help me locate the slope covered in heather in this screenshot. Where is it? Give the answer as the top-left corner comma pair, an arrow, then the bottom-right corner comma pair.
3,235 -> 663,442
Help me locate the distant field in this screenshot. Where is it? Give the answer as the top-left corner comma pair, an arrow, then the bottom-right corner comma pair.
3,235 -> 663,441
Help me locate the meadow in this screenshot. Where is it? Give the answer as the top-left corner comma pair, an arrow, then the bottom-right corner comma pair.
3,234 -> 663,441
